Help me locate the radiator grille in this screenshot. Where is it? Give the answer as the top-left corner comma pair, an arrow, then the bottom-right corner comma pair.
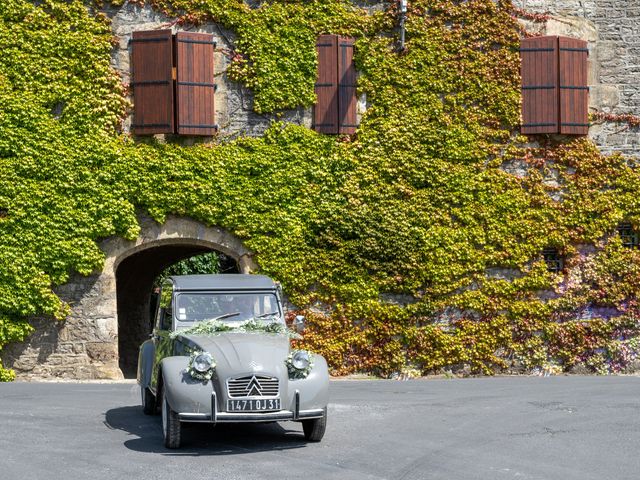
227,375 -> 279,398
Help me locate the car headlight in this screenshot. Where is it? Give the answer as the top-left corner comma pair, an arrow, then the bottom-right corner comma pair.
292,351 -> 310,370
193,352 -> 213,372
188,351 -> 216,381
286,350 -> 314,379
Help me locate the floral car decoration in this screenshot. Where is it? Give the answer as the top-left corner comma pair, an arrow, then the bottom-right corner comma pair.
187,351 -> 216,381
170,318 -> 301,340
286,350 -> 315,379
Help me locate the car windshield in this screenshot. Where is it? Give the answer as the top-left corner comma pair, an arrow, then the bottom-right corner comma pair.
175,292 -> 282,324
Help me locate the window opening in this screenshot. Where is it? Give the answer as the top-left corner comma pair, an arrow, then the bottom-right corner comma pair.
617,222 -> 639,248
542,247 -> 564,273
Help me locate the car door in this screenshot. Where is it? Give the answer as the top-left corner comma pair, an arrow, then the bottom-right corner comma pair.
151,279 -> 175,394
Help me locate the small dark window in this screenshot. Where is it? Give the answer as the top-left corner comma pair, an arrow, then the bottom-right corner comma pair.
542,247 -> 564,273
617,222 -> 639,248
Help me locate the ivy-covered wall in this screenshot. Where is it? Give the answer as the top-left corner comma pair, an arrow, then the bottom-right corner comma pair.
1,0 -> 640,381
513,0 -> 640,158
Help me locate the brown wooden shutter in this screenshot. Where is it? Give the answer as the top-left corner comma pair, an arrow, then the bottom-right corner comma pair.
175,32 -> 217,136
338,36 -> 357,135
314,34 -> 339,134
559,37 -> 589,135
520,36 -> 559,135
131,30 -> 174,135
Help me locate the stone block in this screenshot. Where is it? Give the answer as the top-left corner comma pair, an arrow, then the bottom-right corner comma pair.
55,342 -> 85,355
625,134 -> 640,145
11,355 -> 38,372
623,359 -> 640,373
58,319 -> 110,343
595,41 -> 618,62
86,342 -> 118,362
95,364 -> 125,380
568,363 -> 591,375
589,84 -> 620,109
545,15 -> 598,42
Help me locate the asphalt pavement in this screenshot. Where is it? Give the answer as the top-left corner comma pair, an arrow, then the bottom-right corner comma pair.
0,376 -> 639,480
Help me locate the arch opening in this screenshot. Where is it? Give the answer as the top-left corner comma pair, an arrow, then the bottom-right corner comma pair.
116,243 -> 239,378
3,215 -> 255,380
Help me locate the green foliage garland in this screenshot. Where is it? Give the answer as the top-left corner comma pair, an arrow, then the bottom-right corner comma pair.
1,0 -> 640,380
171,318 -> 296,339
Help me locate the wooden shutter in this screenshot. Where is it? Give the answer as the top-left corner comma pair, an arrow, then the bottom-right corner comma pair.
520,36 -> 559,135
131,30 -> 174,135
559,37 -> 589,135
314,35 -> 357,135
175,32 -> 217,136
338,37 -> 357,135
314,35 -> 339,134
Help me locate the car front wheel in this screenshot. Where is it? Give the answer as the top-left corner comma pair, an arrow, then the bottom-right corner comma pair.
161,390 -> 182,449
302,407 -> 327,442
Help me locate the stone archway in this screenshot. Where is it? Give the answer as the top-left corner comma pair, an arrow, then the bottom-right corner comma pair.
2,214 -> 255,380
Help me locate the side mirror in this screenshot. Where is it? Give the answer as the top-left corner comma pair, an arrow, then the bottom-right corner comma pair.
275,282 -> 284,304
294,315 -> 306,333
160,307 -> 173,330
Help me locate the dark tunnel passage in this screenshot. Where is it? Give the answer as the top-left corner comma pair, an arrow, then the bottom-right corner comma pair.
116,244 -> 239,378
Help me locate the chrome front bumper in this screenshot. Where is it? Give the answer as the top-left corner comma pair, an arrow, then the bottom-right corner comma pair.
176,390 -> 325,424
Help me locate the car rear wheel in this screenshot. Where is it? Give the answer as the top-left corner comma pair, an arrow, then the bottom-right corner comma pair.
161,390 -> 182,449
302,407 -> 327,442
141,387 -> 156,415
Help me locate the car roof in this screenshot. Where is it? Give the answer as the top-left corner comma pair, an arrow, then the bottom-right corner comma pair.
169,274 -> 277,291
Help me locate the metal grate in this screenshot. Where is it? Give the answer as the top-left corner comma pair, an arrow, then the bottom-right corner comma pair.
227,375 -> 279,398
617,222 -> 639,248
542,247 -> 564,273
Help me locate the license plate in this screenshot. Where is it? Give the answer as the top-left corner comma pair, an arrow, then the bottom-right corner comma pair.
227,398 -> 281,412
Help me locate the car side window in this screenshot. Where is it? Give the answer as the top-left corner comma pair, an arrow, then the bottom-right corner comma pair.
157,281 -> 173,330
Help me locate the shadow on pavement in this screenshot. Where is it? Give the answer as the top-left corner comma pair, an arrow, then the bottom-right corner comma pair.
104,406 -> 308,455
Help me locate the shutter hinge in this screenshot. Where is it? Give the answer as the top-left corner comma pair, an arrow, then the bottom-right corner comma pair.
559,47 -> 589,53
519,47 -> 555,52
172,67 -> 177,81
177,81 -> 217,89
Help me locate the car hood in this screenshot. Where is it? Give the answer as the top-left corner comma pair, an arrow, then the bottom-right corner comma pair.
179,332 -> 290,378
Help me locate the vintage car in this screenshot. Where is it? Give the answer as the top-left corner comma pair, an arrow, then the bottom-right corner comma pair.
137,274 -> 329,448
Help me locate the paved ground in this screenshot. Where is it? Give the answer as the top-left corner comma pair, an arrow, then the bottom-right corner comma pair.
0,376 -> 639,480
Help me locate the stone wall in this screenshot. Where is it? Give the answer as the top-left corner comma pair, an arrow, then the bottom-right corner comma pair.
6,1 -> 638,380
108,1 -> 640,155
1,215 -> 255,380
106,2 -> 373,140
2,273 -> 121,380
2,0 -> 381,381
514,0 -> 640,157
106,2 -> 310,138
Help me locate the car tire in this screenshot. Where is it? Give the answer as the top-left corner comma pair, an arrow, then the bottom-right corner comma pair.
161,390 -> 182,449
302,407 -> 327,442
141,386 -> 156,415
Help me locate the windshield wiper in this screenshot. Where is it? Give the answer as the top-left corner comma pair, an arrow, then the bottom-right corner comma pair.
255,311 -> 279,319
208,312 -> 241,321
